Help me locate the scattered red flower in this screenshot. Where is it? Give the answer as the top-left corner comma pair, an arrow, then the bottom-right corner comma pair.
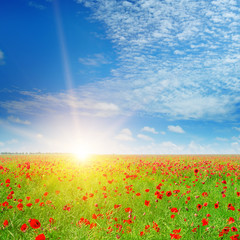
35,233 -> 46,240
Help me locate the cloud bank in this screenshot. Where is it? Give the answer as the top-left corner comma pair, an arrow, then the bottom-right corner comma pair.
75,0 -> 240,121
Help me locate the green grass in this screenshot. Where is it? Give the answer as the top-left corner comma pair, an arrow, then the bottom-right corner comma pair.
0,154 -> 240,239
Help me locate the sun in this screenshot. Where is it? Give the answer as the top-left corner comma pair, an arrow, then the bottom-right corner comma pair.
73,148 -> 91,162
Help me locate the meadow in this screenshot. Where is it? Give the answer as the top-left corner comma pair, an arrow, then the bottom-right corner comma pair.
0,154 -> 240,240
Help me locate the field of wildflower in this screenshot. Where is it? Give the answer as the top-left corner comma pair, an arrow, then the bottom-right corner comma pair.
0,154 -> 240,239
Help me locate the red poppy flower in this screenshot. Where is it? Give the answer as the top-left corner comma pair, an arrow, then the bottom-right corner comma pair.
202,218 -> 208,226
202,192 -> 208,197
166,191 -> 172,197
170,233 -> 182,239
3,220 -> 9,227
35,233 -> 46,240
231,226 -> 238,232
173,229 -> 181,234
156,193 -> 163,199
214,203 -> 219,209
145,225 -> 150,229
17,203 -> 23,211
114,204 -> 121,209
197,204 -> 202,211
125,207 -> 132,213
171,208 -> 178,213
222,226 -> 230,234
90,223 -> 97,229
230,234 -> 240,240
2,201 -> 9,207
5,179 -> 10,183
20,223 -> 28,232
29,219 -> 41,229
194,169 -> 199,174
228,217 -> 235,224
144,200 -> 150,207
219,232 -> 224,237
230,205 -> 235,211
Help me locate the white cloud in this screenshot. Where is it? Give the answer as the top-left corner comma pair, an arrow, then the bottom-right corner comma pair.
8,116 -> 31,125
168,125 -> 185,134
233,127 -> 240,131
137,134 -> 153,141
141,126 -> 158,134
79,54 -> 110,66
174,50 -> 185,55
115,128 -> 134,141
0,142 -> 4,146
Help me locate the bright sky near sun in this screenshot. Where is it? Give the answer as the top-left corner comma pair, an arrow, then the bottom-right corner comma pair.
0,0 -> 240,154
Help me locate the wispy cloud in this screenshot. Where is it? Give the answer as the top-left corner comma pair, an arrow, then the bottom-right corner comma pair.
36,134 -> 43,139
79,53 -> 110,66
168,125 -> 185,134
0,90 -> 120,118
141,126 -> 158,134
75,0 -> 240,121
28,1 -> 46,10
130,140 -> 229,155
0,139 -> 18,148
216,137 -> 228,141
115,128 -> 134,141
8,116 -> 31,125
137,134 -> 153,141
6,139 -> 18,144
233,127 -> 240,131
0,49 -> 5,65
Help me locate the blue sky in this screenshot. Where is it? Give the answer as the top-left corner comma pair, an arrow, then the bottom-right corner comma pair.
0,0 -> 240,154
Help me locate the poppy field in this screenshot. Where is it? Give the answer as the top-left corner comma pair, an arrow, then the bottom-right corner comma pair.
1,154 -> 240,239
